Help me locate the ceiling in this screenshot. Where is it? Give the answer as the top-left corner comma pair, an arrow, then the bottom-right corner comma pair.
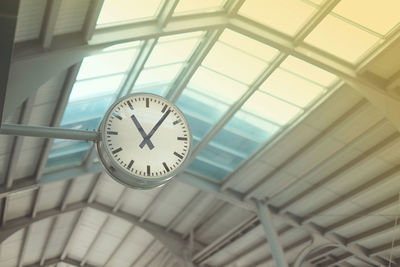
1,0 -> 400,266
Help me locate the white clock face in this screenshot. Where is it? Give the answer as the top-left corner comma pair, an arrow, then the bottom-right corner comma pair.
101,93 -> 191,182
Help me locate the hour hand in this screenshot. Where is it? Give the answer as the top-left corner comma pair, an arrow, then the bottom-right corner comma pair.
130,114 -> 154,150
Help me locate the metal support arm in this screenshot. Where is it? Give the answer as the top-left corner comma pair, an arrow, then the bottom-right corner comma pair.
0,124 -> 99,141
256,200 -> 289,267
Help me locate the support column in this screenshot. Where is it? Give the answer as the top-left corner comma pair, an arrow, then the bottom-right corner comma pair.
256,200 -> 289,267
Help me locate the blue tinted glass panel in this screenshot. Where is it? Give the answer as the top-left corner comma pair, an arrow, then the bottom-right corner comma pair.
196,144 -> 244,171
188,158 -> 230,181
61,97 -> 113,129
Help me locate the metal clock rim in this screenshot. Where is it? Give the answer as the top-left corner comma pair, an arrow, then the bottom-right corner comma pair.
97,92 -> 193,189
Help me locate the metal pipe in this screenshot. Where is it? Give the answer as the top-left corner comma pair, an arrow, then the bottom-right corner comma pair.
0,123 -> 99,141
256,200 -> 289,267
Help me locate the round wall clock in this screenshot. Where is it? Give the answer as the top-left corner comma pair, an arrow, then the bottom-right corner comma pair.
96,93 -> 192,189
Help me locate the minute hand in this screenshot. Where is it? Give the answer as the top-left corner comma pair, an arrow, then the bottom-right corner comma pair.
139,109 -> 171,148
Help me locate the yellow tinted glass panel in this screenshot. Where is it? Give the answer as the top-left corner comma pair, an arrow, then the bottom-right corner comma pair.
280,56 -> 337,87
333,0 -> 400,35
97,0 -> 162,26
242,91 -> 302,125
238,0 -> 316,36
305,15 -> 380,63
202,42 -> 267,84
260,69 -> 325,107
219,29 -> 279,62
174,0 -> 226,15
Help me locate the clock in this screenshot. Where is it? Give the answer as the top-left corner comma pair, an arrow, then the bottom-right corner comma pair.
96,93 -> 192,189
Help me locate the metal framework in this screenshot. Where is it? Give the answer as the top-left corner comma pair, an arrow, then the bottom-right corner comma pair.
1,0 -> 400,266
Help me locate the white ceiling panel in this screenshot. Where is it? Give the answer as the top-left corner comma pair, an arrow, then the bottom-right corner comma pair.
54,0 -> 90,35
6,189 -> 35,221
14,0 -> 46,42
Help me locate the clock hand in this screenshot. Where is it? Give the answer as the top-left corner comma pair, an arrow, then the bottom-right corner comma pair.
139,109 -> 171,149
130,114 -> 154,149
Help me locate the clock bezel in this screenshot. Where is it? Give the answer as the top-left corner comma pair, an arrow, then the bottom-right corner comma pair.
96,92 -> 193,190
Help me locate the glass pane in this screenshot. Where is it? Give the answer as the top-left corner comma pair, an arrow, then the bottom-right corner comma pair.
174,0 -> 227,15
202,42 -> 268,84
219,29 -> 279,62
333,0 -> 400,35
46,140 -> 91,172
238,0 -> 316,36
145,34 -> 202,67
305,15 -> 380,63
133,83 -> 170,97
279,56 -> 337,87
77,49 -> 137,80
188,158 -> 230,181
135,63 -> 183,87
190,109 -> 280,181
242,91 -> 302,125
70,74 -> 124,102
176,88 -> 228,139
188,67 -> 248,104
260,68 -> 325,107
97,0 -> 163,26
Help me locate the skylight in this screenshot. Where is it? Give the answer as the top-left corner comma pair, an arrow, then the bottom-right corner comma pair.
96,0 -> 163,26
305,14 -> 381,63
187,53 -> 337,182
238,0 -> 317,36
174,0 -> 227,15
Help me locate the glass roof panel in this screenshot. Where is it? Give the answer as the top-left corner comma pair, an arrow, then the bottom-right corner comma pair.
238,0 -> 316,36
145,34 -> 203,68
202,42 -> 268,84
279,56 -> 337,87
135,63 -> 184,87
304,15 -> 381,63
77,48 -> 138,80
219,29 -> 279,62
188,67 -> 248,104
174,0 -> 227,15
176,88 -> 229,140
69,74 -> 124,102
333,0 -> 400,35
242,91 -> 302,126
260,68 -> 325,107
97,0 -> 162,26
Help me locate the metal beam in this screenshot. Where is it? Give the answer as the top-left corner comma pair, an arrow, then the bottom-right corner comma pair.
240,99 -> 369,199
157,0 -> 179,29
256,200 -> 288,267
0,0 -> 19,125
5,96 -> 35,188
39,216 -> 58,265
0,124 -> 99,141
324,194 -> 400,234
166,30 -> 222,103
82,0 -> 104,42
277,132 -> 399,214
17,226 -> 30,267
80,216 -> 110,266
0,196 -> 8,226
40,0 -> 61,49
31,187 -> 42,218
60,210 -> 84,260
301,164 -> 400,224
